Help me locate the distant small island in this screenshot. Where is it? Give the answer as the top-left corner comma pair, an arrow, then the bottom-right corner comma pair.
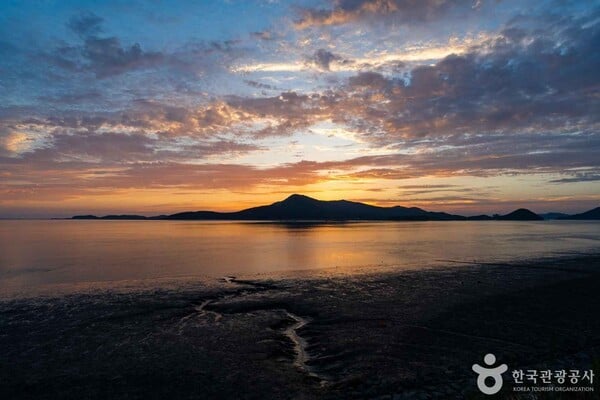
71,194 -> 600,221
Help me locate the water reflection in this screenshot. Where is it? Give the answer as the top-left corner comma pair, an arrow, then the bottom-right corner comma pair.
239,221 -> 354,230
0,220 -> 598,295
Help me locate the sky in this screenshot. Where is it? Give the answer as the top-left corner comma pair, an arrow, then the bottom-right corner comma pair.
0,0 -> 598,217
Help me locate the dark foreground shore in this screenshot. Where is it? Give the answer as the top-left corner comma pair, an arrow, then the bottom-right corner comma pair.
1,254 -> 599,399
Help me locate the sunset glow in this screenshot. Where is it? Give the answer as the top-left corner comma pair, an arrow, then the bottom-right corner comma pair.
1,0 -> 598,217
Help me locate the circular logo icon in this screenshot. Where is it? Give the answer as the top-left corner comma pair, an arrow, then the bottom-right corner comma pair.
472,353 -> 508,395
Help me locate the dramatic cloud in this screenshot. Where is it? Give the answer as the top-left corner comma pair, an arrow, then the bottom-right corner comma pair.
80,38 -> 163,78
229,11 -> 600,146
294,0 -> 479,29
339,16 -> 599,142
55,13 -> 165,77
0,1 -> 598,216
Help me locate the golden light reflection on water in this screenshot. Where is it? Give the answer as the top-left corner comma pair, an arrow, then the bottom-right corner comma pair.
0,220 -> 598,295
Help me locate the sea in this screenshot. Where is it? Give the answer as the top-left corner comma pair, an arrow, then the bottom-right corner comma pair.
1,220 -> 598,297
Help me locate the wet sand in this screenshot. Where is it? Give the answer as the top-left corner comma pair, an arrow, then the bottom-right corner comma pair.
1,254 -> 599,399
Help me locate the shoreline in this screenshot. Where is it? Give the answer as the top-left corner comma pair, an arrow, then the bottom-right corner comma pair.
1,253 -> 599,399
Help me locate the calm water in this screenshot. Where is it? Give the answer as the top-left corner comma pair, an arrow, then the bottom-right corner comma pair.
1,220 -> 599,296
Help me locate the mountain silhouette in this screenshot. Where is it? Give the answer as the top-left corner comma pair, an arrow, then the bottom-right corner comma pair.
72,214 -> 148,220
167,194 -> 463,221
70,195 -> 599,221
494,208 -> 543,221
559,207 -> 600,220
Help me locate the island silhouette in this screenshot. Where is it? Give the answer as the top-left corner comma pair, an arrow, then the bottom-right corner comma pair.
560,206 -> 600,220
71,194 -> 599,221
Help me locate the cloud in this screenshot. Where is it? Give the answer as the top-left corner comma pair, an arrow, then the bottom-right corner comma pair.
294,0 -> 477,29
224,91 -> 329,138
306,48 -> 347,70
2,131 -> 597,200
3,134 -> 247,164
251,30 -> 276,41
229,12 -> 598,147
339,13 -> 598,142
5,100 -> 259,139
81,37 -> 163,78
67,13 -> 104,37
5,11 -> 598,171
50,13 -> 241,79
1,125 -> 598,210
1,3 -> 598,216
549,173 -> 600,184
244,80 -> 279,91
54,14 -> 165,77
398,184 -> 457,189
1,132 -> 29,153
231,35 -> 486,73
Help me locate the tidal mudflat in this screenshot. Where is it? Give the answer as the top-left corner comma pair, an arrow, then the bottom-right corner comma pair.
2,253 -> 599,399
